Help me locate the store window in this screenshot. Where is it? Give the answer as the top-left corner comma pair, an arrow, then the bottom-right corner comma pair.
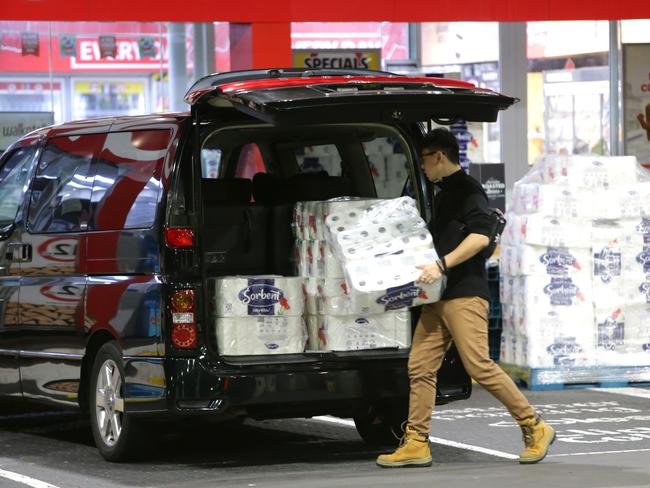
420,22 -> 500,164
526,21 -> 610,164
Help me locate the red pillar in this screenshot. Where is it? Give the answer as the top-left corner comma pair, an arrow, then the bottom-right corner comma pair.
229,22 -> 292,71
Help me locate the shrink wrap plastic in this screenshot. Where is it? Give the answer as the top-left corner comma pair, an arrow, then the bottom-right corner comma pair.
306,311 -> 411,351
499,155 -> 650,383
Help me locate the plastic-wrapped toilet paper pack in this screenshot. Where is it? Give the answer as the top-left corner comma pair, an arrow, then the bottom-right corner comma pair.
593,184 -> 650,219
338,226 -> 432,262
512,183 -> 594,219
367,153 -> 387,182
216,316 -> 306,355
538,155 -> 639,189
514,273 -> 592,309
344,247 -> 442,294
622,272 -> 650,305
294,239 -> 309,277
619,218 -> 650,247
512,245 -> 591,277
292,201 -> 305,240
596,305 -> 650,365
318,241 -> 345,278
521,331 -> 597,369
317,311 -> 412,351
212,276 -> 304,317
325,196 -> 421,245
303,277 -> 320,315
318,277 -> 443,315
516,214 -> 592,248
306,198 -> 376,242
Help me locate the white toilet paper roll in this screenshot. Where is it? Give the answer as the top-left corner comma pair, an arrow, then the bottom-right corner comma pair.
215,315 -> 306,355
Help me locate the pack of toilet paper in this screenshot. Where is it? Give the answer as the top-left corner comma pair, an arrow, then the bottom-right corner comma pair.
536,155 -> 640,189
307,311 -> 411,351
317,276 -> 444,315
211,276 -> 304,317
512,182 -> 594,219
297,198 -> 376,242
501,245 -> 591,277
215,316 -> 306,355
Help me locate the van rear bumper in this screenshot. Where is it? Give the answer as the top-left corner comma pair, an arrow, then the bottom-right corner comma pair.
125,353 -> 471,418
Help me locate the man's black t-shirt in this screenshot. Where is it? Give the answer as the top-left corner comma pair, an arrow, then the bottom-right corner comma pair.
431,169 -> 492,301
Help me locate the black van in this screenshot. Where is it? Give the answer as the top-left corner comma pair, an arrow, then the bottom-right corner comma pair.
0,68 -> 515,461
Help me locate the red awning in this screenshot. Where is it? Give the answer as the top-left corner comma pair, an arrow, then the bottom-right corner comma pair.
3,0 -> 649,22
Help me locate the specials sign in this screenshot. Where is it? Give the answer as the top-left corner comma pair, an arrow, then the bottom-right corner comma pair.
293,50 -> 381,71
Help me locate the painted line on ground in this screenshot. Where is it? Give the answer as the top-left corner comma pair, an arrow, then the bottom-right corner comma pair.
0,468 -> 61,488
548,448 -> 650,457
589,387 -> 650,399
312,416 -> 518,460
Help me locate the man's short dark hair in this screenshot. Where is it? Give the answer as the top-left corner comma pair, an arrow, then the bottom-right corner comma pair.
421,128 -> 460,165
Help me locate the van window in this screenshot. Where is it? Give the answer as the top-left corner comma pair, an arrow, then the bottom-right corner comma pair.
234,143 -> 265,180
295,144 -> 342,176
90,130 -> 170,230
0,146 -> 37,227
27,136 -> 97,233
362,136 -> 410,198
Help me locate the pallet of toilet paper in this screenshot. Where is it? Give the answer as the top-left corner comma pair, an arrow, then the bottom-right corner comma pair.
498,155 -> 650,386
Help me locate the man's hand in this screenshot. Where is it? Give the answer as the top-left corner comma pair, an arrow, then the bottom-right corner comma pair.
416,263 -> 443,284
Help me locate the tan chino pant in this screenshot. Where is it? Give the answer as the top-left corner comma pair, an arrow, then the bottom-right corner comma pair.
408,296 -> 536,434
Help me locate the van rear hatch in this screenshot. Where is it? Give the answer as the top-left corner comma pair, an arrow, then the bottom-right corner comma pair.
185,69 -> 516,124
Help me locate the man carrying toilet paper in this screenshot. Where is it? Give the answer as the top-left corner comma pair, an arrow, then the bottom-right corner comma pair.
377,128 -> 556,468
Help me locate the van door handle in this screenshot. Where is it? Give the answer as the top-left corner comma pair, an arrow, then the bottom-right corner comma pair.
6,243 -> 32,262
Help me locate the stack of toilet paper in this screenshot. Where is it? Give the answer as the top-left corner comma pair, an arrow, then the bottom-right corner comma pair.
210,276 -> 306,355
294,198 -> 414,351
325,197 -> 445,302
500,155 -> 650,378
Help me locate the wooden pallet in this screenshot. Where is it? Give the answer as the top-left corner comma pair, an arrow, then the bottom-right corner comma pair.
499,362 -> 650,391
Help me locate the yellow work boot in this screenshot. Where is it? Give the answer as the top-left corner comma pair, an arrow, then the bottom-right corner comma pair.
518,415 -> 556,464
376,426 -> 432,468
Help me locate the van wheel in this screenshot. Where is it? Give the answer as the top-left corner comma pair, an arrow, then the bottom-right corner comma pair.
89,342 -> 140,462
353,401 -> 408,447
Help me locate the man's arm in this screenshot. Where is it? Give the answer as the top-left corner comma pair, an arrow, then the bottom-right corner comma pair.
416,233 -> 489,284
416,191 -> 491,284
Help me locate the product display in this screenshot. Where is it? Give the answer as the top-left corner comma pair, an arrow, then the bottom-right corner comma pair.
500,155 -> 650,380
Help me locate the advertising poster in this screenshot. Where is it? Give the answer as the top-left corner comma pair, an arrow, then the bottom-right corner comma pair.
293,50 -> 381,70
623,43 -> 650,166
20,32 -> 39,56
98,35 -> 117,58
0,112 -> 54,151
59,35 -> 77,57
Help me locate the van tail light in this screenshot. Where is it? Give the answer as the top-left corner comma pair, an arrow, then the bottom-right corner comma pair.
171,289 -> 197,349
165,227 -> 194,249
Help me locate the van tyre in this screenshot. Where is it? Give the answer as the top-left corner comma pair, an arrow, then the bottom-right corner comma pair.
353,401 -> 408,447
89,342 -> 140,462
